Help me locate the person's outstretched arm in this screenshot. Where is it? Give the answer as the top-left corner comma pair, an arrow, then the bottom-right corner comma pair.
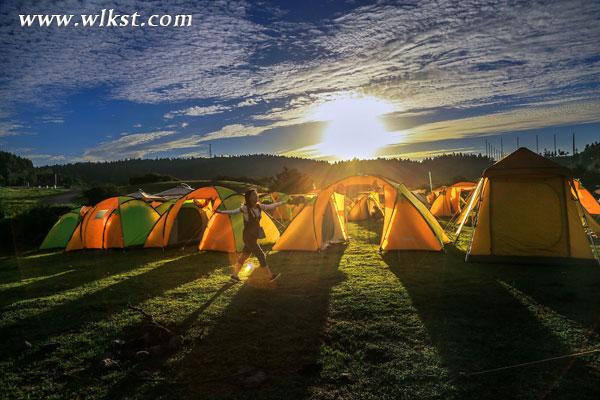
216,207 -> 242,215
260,201 -> 286,211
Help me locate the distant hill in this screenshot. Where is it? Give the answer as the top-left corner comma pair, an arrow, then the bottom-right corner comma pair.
4,142 -> 595,191
36,153 -> 493,189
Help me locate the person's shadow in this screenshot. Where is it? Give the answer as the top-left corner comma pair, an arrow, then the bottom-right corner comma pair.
129,246 -> 347,399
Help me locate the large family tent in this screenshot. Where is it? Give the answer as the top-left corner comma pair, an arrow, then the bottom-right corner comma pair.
199,193 -> 280,252
40,206 -> 91,250
347,192 -> 383,221
66,197 -> 159,250
430,181 -> 477,218
273,175 -> 449,251
145,186 -> 234,248
455,148 -> 597,264
574,180 -> 600,215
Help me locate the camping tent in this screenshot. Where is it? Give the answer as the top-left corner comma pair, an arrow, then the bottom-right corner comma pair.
273,175 -> 449,251
261,192 -> 293,222
430,181 -> 477,218
199,193 -> 280,252
145,186 -> 234,248
154,183 -> 195,199
455,148 -> 597,264
66,197 -> 159,250
347,192 -> 383,221
574,180 -> 600,215
40,206 -> 91,250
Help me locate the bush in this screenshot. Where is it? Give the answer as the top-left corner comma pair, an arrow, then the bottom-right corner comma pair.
0,205 -> 71,254
82,184 -> 120,205
129,173 -> 175,185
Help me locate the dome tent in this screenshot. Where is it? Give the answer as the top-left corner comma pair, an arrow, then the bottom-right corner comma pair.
145,186 -> 234,248
199,193 -> 280,252
40,206 -> 91,250
430,181 -> 477,218
273,175 -> 449,252
455,148 -> 597,265
573,180 -> 600,215
347,192 -> 383,221
66,197 -> 159,250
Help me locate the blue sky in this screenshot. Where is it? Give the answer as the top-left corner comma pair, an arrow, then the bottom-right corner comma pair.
0,0 -> 599,165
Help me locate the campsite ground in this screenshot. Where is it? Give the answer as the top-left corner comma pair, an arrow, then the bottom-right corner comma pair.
1,222 -> 599,399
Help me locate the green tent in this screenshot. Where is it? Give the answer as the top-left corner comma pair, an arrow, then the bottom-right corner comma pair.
40,207 -> 88,250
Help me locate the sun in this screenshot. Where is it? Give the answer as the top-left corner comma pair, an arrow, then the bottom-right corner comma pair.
309,95 -> 399,160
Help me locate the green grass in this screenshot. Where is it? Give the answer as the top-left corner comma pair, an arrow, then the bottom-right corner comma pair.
0,187 -> 69,218
1,222 -> 599,399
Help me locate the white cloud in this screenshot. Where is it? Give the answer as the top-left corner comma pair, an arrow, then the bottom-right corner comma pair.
82,130 -> 177,161
405,100 -> 600,143
164,104 -> 231,119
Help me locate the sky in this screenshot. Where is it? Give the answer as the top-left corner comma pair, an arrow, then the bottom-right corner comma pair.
0,0 -> 599,165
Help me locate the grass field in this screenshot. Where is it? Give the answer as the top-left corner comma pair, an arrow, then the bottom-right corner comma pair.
1,222 -> 599,399
0,187 -> 69,218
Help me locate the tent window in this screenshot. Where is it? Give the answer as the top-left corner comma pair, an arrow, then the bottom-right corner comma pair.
94,210 -> 108,220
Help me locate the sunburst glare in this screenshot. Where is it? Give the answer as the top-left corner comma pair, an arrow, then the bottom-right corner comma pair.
309,95 -> 401,160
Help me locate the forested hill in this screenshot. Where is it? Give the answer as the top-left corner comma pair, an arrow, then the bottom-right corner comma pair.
0,151 -> 36,186
9,141 -> 599,189
37,153 -> 493,189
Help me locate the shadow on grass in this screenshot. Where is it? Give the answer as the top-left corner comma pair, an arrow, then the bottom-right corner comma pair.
0,250 -> 178,307
127,247 -> 347,400
1,251 -> 230,364
383,246 -> 600,399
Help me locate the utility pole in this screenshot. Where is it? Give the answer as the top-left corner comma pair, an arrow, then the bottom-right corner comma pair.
572,131 -> 576,155
428,171 -> 433,193
553,134 -> 557,156
536,135 -> 539,153
208,143 -> 212,158
500,137 -> 503,157
485,139 -> 488,157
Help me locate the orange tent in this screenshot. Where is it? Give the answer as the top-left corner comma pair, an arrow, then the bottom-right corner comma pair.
574,180 -> 600,215
67,197 -> 159,250
273,175 -> 449,251
145,186 -> 234,248
430,181 -> 477,218
347,192 -> 383,221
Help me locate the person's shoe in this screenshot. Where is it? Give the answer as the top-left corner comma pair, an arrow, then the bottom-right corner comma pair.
269,273 -> 281,282
230,274 -> 241,282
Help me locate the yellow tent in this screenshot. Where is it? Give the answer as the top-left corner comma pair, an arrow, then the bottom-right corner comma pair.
456,148 -> 597,264
199,193 -> 280,252
273,175 -> 449,251
348,192 -> 383,221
